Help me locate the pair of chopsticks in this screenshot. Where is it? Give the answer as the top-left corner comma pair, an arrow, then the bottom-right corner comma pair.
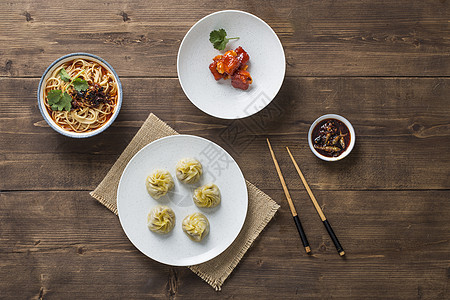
267,139 -> 345,256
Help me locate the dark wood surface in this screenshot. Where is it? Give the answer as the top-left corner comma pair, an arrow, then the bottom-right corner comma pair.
1,1 -> 449,299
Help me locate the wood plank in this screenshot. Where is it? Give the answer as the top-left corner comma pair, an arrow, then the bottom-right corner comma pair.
2,1 -> 449,299
1,77 -> 449,191
0,0 -> 449,77
0,190 -> 448,298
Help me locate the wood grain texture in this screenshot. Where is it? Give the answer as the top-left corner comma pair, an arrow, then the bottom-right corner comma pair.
0,190 -> 448,299
1,0 -> 450,298
1,77 -> 449,191
0,0 -> 449,77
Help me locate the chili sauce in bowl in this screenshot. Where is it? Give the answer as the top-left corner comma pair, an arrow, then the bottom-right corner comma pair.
308,114 -> 355,161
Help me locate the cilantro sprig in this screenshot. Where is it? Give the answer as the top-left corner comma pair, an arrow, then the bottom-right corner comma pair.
209,29 -> 239,51
47,68 -> 88,111
47,89 -> 72,111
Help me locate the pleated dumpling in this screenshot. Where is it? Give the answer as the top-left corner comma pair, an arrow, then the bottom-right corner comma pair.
146,169 -> 174,199
175,158 -> 203,184
193,183 -> 221,208
182,212 -> 210,242
147,205 -> 176,234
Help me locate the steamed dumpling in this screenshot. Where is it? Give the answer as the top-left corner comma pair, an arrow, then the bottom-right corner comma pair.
146,169 -> 174,199
147,205 -> 176,234
182,212 -> 210,242
176,158 -> 203,184
193,183 -> 221,208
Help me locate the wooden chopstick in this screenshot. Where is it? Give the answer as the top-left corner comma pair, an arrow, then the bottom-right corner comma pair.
286,147 -> 345,256
266,139 -> 311,254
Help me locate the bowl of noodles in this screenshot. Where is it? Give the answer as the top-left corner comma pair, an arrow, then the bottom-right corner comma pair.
38,53 -> 122,138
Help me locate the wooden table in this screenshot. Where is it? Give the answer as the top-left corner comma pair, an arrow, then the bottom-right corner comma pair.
1,1 -> 449,298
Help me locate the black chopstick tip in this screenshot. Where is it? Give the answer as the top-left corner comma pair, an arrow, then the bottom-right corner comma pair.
305,246 -> 312,254
323,220 -> 345,257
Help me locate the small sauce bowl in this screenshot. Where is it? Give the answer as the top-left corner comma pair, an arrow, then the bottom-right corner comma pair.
308,114 -> 355,161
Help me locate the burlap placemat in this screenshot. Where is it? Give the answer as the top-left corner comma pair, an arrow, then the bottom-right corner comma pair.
90,113 -> 280,291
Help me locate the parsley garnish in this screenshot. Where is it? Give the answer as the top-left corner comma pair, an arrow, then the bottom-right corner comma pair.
47,68 -> 88,111
59,68 -> 71,82
47,89 -> 72,111
72,77 -> 89,92
209,29 -> 239,51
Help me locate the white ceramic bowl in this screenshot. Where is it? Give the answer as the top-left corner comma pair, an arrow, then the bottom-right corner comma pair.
177,10 -> 286,119
37,53 -> 122,138
308,114 -> 356,161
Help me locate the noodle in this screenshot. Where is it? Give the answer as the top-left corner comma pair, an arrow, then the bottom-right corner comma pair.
43,58 -> 118,133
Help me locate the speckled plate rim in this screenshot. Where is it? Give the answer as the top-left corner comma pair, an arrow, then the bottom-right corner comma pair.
177,10 -> 286,119
37,52 -> 123,138
117,134 -> 249,266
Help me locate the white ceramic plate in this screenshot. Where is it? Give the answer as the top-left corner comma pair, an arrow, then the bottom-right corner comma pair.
117,135 -> 248,266
177,10 -> 286,119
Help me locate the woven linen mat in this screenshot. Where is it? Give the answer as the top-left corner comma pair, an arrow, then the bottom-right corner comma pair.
90,113 -> 280,291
